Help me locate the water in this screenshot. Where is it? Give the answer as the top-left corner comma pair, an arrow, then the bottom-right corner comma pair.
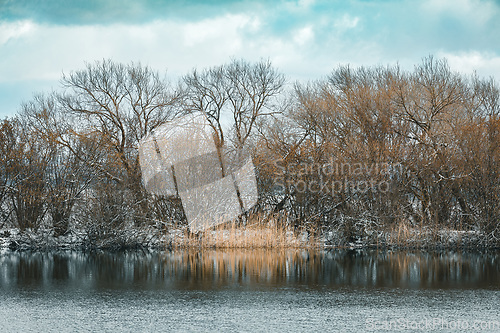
1,249 -> 499,332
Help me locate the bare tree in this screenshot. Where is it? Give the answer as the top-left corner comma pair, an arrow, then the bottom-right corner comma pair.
58,59 -> 183,225
0,119 -> 17,226
4,117 -> 49,231
21,94 -> 95,236
183,59 -> 286,158
391,57 -> 466,225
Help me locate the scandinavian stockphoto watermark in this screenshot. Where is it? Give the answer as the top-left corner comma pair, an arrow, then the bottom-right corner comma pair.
272,157 -> 402,195
365,317 -> 500,331
138,113 -> 259,232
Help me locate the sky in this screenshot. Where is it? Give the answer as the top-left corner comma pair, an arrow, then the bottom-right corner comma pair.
1,0 -> 500,118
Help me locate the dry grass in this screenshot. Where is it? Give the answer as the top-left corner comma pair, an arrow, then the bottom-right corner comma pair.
164,215 -> 320,249
159,215 -> 486,250
380,221 -> 484,249
379,221 -> 434,248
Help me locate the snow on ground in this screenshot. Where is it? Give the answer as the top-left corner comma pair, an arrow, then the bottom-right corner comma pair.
0,224 -> 494,251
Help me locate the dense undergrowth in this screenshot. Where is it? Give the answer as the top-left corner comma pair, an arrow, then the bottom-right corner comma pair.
1,56 -> 499,251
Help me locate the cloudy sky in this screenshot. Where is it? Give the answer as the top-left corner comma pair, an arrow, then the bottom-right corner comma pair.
1,0 -> 500,118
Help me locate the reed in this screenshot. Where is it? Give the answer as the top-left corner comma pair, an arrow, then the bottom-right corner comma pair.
161,215 -> 483,250
166,214 -> 320,249
381,221 -> 479,249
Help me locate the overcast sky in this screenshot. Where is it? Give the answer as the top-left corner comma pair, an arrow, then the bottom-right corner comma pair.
1,0 -> 500,118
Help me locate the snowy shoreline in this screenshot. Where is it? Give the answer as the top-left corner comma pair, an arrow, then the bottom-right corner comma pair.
1,226 -> 498,252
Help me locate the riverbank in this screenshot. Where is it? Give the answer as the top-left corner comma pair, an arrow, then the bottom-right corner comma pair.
1,219 -> 498,251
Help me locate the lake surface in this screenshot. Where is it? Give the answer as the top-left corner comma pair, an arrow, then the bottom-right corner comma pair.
1,249 -> 499,332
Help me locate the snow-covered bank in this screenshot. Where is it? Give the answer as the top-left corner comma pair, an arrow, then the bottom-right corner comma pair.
0,226 -> 163,252
0,223 -> 498,251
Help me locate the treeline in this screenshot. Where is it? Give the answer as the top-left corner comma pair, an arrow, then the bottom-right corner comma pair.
0,56 -> 499,248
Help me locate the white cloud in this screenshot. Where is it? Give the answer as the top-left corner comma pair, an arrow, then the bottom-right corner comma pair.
0,20 -> 34,45
285,0 -> 315,12
334,14 -> 359,31
0,15 -> 266,83
0,16 -> 390,96
183,14 -> 254,47
438,51 -> 500,80
1,2 -> 499,118
293,25 -> 314,46
298,0 -> 315,9
422,0 -> 498,25
0,14 -> 343,88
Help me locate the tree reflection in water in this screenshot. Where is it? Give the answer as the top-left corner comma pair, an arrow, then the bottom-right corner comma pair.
1,250 -> 499,291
